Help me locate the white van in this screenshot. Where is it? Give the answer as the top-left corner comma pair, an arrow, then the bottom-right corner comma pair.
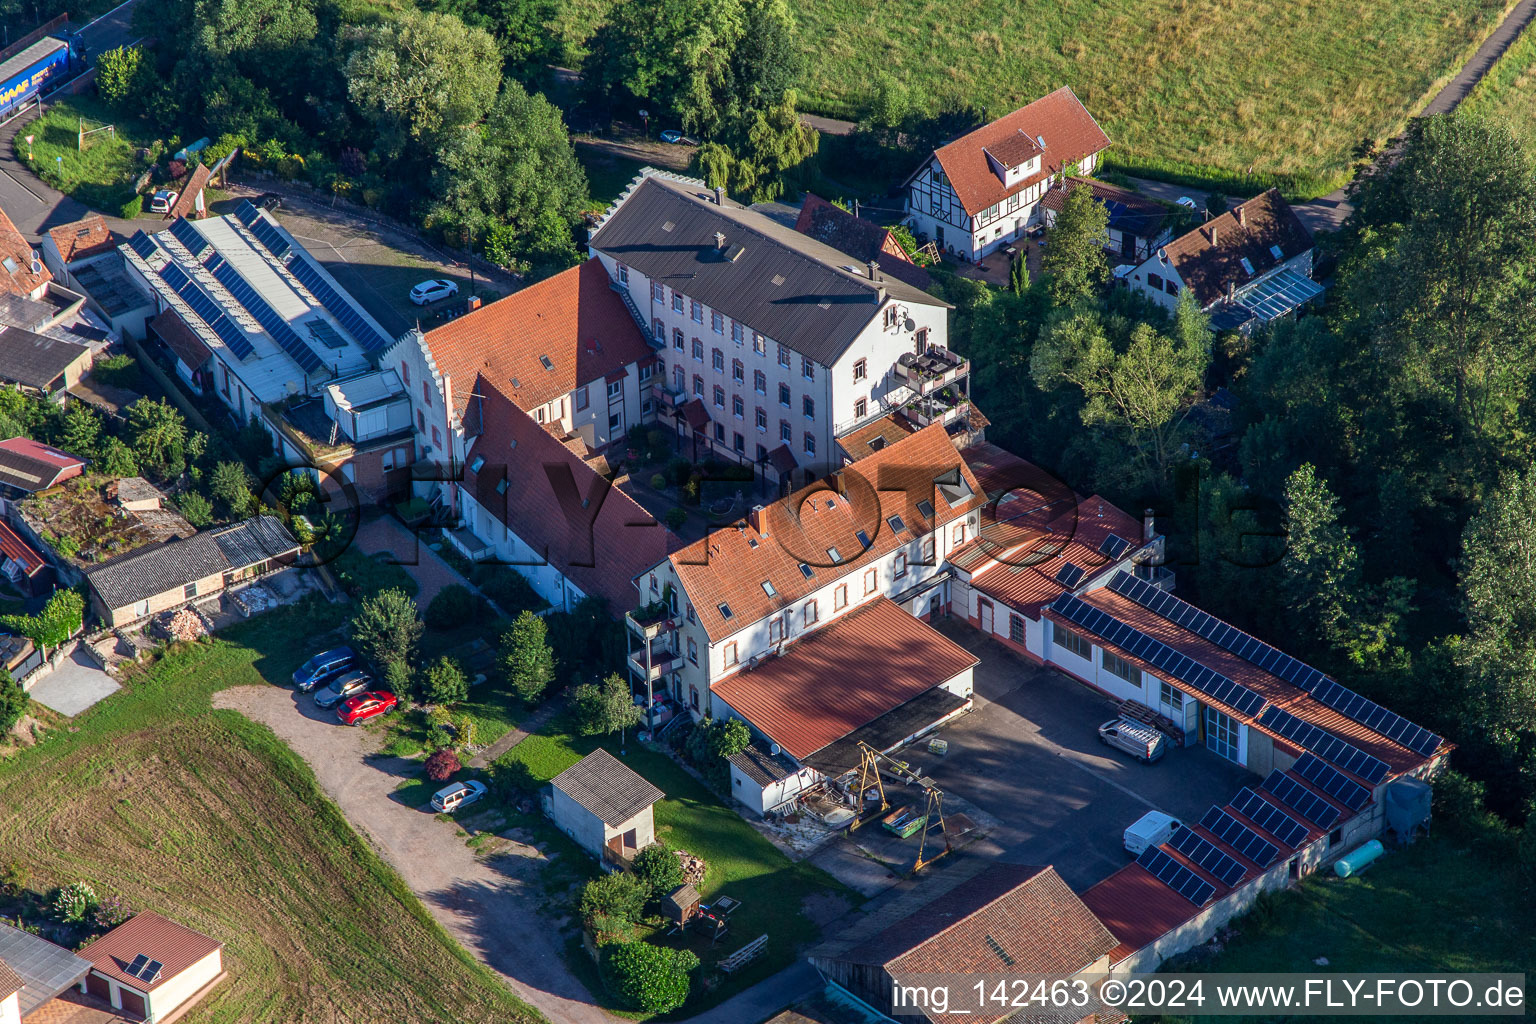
1098,717 -> 1167,763
1124,810 -> 1182,856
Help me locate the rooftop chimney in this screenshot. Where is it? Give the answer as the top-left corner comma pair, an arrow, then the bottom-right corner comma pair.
1143,508 -> 1157,542
714,230 -> 727,250
467,295 -> 482,311
1236,204 -> 1246,227
1209,224 -> 1219,246
749,504 -> 767,537
867,258 -> 881,281
876,284 -> 886,305
1226,280 -> 1236,303
713,185 -> 724,206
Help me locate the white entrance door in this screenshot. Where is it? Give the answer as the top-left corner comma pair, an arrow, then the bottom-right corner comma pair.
978,599 -> 993,634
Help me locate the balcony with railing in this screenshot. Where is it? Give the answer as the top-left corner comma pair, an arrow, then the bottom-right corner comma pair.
1132,564 -> 1176,592
893,345 -> 970,397
626,604 -> 676,640
627,637 -> 679,681
900,388 -> 971,428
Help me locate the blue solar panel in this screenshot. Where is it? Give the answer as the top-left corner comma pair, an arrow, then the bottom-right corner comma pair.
1230,787 -> 1310,849
1169,825 -> 1247,886
209,259 -> 324,372
1049,594 -> 1267,718
128,230 -> 159,259
1054,563 -> 1085,589
1261,771 -> 1340,830
1293,753 -> 1372,811
249,216 -> 291,258
1107,571 -> 1443,759
1199,806 -> 1279,867
288,255 -> 393,351
159,262 -> 189,292
1136,847 -> 1215,906
1099,534 -> 1130,559
170,216 -> 206,255
1257,707 -> 1390,785
235,199 -> 261,227
206,314 -> 255,360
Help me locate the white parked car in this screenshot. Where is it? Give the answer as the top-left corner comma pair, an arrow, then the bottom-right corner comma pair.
1175,196 -> 1198,210
1124,810 -> 1182,856
410,279 -> 459,305
149,189 -> 178,213
431,779 -> 488,813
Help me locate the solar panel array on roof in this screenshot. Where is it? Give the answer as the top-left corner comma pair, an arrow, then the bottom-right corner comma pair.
1098,534 -> 1130,560
203,251 -> 224,271
1230,787 -> 1309,849
1048,594 -> 1267,717
1169,825 -> 1247,886
249,216 -> 291,258
170,216 -> 207,256
158,261 -> 256,360
1257,707 -> 1389,784
128,230 -> 159,259
1261,771 -> 1341,829
159,261 -> 189,292
1136,847 -> 1215,906
235,199 -> 262,227
1199,806 -> 1279,867
1054,562 -> 1085,588
1106,572 -> 1442,758
288,254 -> 393,351
1293,753 -> 1372,811
206,314 -> 255,359
209,259 -> 323,372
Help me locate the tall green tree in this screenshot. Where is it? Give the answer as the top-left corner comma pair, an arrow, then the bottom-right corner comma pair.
499,610 -> 555,703
1039,182 -> 1110,305
351,588 -> 423,670
126,398 -> 188,478
345,10 -> 502,159
570,673 -> 642,740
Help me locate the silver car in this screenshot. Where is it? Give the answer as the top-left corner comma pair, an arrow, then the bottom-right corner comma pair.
314,670 -> 371,709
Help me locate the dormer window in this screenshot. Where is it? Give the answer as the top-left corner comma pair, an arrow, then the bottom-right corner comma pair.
1239,257 -> 1255,276
761,580 -> 777,597
1269,244 -> 1284,260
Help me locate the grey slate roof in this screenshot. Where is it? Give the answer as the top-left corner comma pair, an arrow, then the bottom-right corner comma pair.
0,325 -> 89,390
84,515 -> 298,610
588,172 -> 947,369
729,739 -> 802,788
0,923 -> 93,1017
551,748 -> 663,826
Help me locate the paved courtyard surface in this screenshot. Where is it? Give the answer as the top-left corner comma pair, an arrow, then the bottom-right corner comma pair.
873,621 -> 1251,892
26,648 -> 120,716
352,514 -> 467,608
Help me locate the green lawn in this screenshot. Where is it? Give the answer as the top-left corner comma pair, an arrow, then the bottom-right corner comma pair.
15,97 -> 155,211
576,143 -> 651,211
1462,21 -> 1536,148
0,598 -> 543,1024
1184,835 -> 1533,1022
497,721 -> 854,1015
330,545 -> 419,599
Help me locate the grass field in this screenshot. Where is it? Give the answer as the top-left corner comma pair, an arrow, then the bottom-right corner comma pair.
16,97 -> 153,211
496,722 -> 853,1014
1185,835 -> 1533,1022
0,599 -> 543,1024
1462,21 -> 1536,148
555,0 -> 1512,196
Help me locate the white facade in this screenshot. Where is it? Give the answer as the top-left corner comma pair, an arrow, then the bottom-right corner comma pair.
1,990 -> 18,1024
905,151 -> 1100,262
728,758 -> 820,816
323,370 -> 411,443
458,488 -> 591,613
590,252 -> 949,482
546,785 -> 656,862
1128,240 -> 1314,316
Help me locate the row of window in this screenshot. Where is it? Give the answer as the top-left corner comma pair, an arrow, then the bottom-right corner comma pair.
1049,621 -> 1186,717
647,280 -> 769,352
1144,272 -> 1181,297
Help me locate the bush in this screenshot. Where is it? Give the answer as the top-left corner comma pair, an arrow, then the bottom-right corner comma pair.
424,584 -> 484,630
488,755 -> 538,799
579,872 -> 648,942
649,473 -> 667,489
664,507 -> 687,531
384,659 -> 414,702
424,748 -> 460,782
1434,770 -> 1503,838
601,941 -> 699,1013
423,655 -> 468,707
684,717 -> 750,791
666,457 -> 691,486
92,893 -> 133,930
632,842 -> 683,896
0,670 -> 26,733
51,882 -> 97,923
176,490 -> 213,528
119,193 -> 142,219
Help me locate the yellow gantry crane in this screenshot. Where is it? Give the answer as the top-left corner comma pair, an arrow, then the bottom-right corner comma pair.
846,741 -> 952,872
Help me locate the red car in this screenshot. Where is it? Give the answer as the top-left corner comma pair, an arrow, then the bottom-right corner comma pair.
337,691 -> 397,725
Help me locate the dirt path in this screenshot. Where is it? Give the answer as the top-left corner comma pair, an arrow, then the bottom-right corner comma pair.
213,685 -> 614,1024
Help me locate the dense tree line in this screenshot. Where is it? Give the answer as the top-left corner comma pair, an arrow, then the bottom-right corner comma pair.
955,113 -> 1536,824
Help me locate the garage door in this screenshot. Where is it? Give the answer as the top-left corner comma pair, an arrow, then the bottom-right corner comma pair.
118,987 -> 147,1019
85,972 -> 109,1000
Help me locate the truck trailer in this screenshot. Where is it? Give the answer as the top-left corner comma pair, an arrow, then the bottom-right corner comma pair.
0,31 -> 83,120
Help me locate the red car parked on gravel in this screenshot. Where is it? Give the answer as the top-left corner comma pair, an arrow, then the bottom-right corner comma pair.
337,691 -> 397,725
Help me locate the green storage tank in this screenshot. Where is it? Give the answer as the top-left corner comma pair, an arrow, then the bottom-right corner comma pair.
1334,839 -> 1384,877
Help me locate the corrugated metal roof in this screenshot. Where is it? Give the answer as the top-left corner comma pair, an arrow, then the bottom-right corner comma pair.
551,749 -> 664,826
76,911 -> 221,993
589,173 -> 945,369
84,516 -> 297,610
711,597 -> 977,759
0,923 -> 93,1016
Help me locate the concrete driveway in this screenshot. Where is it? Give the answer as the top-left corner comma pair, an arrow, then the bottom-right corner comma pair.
26,647 -> 120,716
893,624 -> 1252,891
213,685 -> 614,1024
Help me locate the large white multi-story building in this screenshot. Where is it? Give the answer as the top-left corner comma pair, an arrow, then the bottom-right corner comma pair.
903,87 -> 1111,261
589,170 -> 971,489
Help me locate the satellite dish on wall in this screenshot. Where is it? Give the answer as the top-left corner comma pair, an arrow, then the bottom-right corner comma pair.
903,317 -> 917,332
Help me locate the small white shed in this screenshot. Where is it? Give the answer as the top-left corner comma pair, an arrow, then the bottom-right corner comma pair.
546,749 -> 664,866
76,911 -> 225,1022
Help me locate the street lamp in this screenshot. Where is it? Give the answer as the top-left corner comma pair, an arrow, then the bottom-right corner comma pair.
638,109 -> 650,137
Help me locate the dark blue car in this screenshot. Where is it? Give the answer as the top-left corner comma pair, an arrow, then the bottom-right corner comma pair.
292,647 -> 357,692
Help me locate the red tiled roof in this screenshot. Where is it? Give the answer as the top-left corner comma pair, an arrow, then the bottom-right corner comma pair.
711,597 -> 976,758
166,165 -> 211,221
76,912 -> 221,993
461,381 -> 674,613
835,412 -> 914,462
794,195 -> 931,292
955,443 -> 1145,616
151,311 -> 211,372
0,519 -> 44,576
0,437 -> 85,484
928,88 -> 1111,218
1079,864 -> 1201,962
0,205 -> 50,298
47,215 -> 116,265
1156,189 -> 1312,308
0,957 -> 20,999
423,260 -> 653,418
852,863 -> 1115,974
668,423 -> 986,643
